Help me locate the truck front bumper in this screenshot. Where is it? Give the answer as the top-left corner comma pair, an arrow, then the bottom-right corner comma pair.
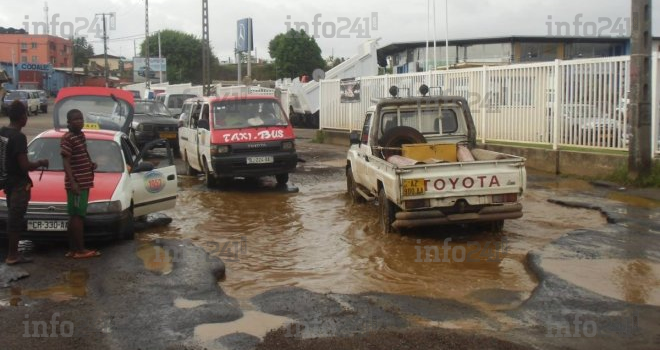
392,203 -> 523,229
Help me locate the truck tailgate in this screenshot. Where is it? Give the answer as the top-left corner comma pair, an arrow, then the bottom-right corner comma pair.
398,159 -> 525,200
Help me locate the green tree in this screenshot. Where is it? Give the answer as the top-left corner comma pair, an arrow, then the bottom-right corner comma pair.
73,37 -> 94,66
140,29 -> 221,84
268,29 -> 326,79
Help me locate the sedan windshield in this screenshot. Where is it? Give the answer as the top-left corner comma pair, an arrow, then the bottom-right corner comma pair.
212,99 -> 288,129
28,138 -> 124,173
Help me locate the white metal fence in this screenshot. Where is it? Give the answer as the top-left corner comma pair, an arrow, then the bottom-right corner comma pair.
215,85 -> 289,115
320,55 -> 660,158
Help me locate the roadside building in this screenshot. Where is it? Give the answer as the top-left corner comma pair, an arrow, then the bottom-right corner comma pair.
0,33 -> 72,67
378,36 -> 630,73
88,54 -> 122,72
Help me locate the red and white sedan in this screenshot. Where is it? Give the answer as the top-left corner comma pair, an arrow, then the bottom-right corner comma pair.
0,87 -> 178,241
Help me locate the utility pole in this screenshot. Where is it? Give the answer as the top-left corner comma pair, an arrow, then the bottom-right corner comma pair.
70,36 -> 74,86
44,2 -> 49,35
235,42 -> 241,84
158,30 -> 162,83
96,13 -> 112,87
11,48 -> 17,88
144,0 -> 151,91
202,0 -> 211,96
629,0 -> 652,179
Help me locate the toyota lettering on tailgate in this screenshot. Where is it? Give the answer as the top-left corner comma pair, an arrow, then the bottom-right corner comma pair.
222,130 -> 285,142
422,175 -> 501,192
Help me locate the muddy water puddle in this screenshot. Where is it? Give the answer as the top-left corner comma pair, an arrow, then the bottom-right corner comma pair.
0,270 -> 88,306
141,176 -> 607,315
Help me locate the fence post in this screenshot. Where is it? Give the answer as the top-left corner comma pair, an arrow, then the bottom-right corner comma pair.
552,59 -> 561,151
652,52 -> 658,159
481,65 -> 487,144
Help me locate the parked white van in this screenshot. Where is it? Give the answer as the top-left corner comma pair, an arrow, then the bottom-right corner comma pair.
155,93 -> 199,117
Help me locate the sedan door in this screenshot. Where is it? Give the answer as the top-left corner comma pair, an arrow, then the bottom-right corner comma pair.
124,138 -> 177,217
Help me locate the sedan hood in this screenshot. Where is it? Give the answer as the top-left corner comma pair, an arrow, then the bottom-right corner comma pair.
24,172 -> 122,203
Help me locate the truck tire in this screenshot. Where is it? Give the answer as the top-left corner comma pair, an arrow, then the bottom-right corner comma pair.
311,111 -> 320,129
346,167 -> 365,203
379,189 -> 397,233
276,173 -> 289,185
378,126 -> 426,159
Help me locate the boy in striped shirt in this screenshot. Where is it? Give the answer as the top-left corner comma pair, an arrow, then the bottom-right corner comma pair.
61,109 -> 100,259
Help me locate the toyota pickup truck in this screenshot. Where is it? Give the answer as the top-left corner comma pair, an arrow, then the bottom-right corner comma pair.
346,86 -> 526,233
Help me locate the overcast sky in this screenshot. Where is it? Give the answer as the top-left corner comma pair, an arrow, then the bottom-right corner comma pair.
1,0 -> 656,62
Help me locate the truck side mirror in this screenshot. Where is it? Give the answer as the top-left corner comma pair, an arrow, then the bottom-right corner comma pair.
349,131 -> 361,145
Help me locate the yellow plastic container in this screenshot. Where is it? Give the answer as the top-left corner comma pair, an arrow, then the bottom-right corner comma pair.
401,143 -> 457,162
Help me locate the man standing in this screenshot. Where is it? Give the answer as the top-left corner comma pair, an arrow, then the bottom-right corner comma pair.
2,100 -> 48,265
61,109 -> 100,259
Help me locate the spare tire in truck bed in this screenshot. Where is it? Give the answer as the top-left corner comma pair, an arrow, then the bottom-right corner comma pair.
378,126 -> 426,159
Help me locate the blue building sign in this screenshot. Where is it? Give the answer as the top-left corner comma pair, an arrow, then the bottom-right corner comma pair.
18,63 -> 52,72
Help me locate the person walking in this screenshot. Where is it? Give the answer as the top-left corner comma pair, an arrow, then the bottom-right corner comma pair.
61,109 -> 100,259
2,100 -> 49,265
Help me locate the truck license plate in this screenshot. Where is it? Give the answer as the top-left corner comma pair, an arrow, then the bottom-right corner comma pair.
246,156 -> 274,164
159,132 -> 177,139
27,220 -> 68,231
402,179 -> 426,196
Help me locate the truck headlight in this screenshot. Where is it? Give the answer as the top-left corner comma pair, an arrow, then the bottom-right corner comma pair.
211,145 -> 230,155
87,201 -> 122,214
282,141 -> 295,150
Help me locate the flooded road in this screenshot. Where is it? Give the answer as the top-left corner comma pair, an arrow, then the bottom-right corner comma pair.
138,166 -> 608,315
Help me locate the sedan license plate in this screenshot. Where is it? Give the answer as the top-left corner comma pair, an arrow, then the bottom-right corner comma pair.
159,132 -> 177,139
402,179 -> 426,196
246,156 -> 274,164
27,220 -> 68,231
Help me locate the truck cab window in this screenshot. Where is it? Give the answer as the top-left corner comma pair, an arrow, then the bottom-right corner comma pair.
361,113 -> 372,144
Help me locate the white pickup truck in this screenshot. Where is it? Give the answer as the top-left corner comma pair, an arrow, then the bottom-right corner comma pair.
346,87 -> 526,233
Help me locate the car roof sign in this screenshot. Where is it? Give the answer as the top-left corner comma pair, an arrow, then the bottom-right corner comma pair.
54,87 -> 134,133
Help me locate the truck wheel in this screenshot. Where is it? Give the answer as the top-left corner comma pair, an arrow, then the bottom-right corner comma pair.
311,111 -> 320,128
378,126 -> 426,159
379,189 -> 397,233
289,107 -> 297,126
276,173 -> 289,185
490,220 -> 504,232
184,154 -> 198,176
203,159 -> 216,188
346,167 -> 365,203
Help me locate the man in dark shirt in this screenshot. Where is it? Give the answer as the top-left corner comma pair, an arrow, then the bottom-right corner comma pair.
61,109 -> 100,259
1,100 -> 48,265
